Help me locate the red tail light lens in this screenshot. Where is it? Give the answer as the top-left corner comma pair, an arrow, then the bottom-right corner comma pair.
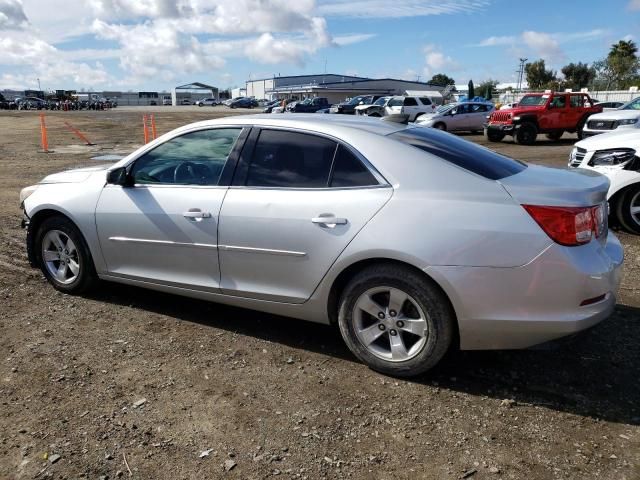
523,204 -> 605,246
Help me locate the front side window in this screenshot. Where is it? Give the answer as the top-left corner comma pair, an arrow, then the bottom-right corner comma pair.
570,95 -> 583,108
387,97 -> 404,107
130,129 -> 241,186
623,98 -> 640,110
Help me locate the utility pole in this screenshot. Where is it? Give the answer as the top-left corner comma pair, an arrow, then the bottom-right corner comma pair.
516,58 -> 527,94
37,77 -> 41,91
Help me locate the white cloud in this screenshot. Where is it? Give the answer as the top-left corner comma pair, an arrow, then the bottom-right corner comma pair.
0,0 -> 28,29
333,33 -> 377,46
628,0 -> 640,10
422,44 -> 459,77
474,29 -> 611,65
318,0 -> 490,18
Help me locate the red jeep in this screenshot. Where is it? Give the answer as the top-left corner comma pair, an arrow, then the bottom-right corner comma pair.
485,92 -> 602,145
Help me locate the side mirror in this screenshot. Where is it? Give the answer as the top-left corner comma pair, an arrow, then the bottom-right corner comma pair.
450,109 -> 457,115
106,166 -> 129,186
358,101 -> 364,105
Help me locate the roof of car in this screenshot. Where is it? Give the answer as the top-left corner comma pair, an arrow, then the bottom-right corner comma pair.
182,113 -> 409,137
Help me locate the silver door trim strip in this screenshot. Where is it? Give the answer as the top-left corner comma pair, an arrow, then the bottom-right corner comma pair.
108,237 -> 305,257
218,245 -> 307,257
108,236 -> 218,250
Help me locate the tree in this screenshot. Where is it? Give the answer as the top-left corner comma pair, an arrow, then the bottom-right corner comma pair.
467,79 -> 475,99
428,73 -> 455,86
607,40 -> 639,89
477,79 -> 499,100
525,59 -> 557,90
561,62 -> 595,90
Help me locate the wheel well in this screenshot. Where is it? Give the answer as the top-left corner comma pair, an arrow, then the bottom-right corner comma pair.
27,209 -> 74,267
433,122 -> 446,130
327,258 -> 460,346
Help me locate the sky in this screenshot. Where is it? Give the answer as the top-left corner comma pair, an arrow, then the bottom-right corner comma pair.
0,0 -> 639,92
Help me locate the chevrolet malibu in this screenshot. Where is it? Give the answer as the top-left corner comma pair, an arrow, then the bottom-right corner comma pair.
20,115 -> 623,377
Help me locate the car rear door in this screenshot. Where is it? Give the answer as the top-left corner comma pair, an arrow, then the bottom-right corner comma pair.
402,97 -> 420,121
218,128 -> 392,303
95,127 -> 247,290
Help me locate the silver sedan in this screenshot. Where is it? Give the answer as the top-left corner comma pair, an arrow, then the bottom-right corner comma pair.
20,115 -> 623,377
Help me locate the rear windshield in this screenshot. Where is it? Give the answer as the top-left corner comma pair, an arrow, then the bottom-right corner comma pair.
390,127 -> 527,180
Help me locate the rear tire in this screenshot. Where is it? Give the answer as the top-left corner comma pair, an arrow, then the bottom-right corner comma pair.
486,130 -> 505,142
337,264 -> 454,377
576,118 -> 587,140
545,131 -> 564,141
35,216 -> 97,294
515,123 -> 537,145
615,185 -> 640,234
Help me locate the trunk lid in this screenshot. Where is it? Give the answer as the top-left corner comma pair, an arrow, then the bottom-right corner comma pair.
498,164 -> 609,207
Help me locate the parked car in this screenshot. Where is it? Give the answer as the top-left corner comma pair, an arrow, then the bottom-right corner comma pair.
582,97 -> 640,137
415,102 -> 495,133
19,97 -> 48,110
384,96 -> 437,121
180,99 -> 192,105
196,98 -> 219,107
355,96 -> 391,116
569,129 -> 640,234
595,101 -> 625,111
485,92 -> 602,144
499,102 -> 518,110
262,100 -> 281,113
271,99 -> 297,114
330,95 -> 381,115
229,97 -> 258,109
288,97 -> 330,113
20,115 -> 622,377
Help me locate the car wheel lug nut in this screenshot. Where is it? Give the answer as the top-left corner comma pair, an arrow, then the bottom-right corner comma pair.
378,324 -> 385,331
396,320 -> 404,328
389,310 -> 397,317
377,312 -> 385,319
390,329 -> 397,336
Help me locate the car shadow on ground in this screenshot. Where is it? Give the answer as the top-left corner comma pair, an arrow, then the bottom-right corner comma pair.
88,282 -> 640,426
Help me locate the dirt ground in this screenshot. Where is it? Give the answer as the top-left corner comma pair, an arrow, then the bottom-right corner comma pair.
1,107 -> 638,480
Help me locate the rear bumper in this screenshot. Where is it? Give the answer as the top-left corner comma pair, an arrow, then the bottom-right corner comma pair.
427,232 -> 624,350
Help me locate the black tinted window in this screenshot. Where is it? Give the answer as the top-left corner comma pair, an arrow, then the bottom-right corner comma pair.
131,129 -> 241,185
419,97 -> 432,105
404,97 -> 418,106
330,146 -> 378,187
390,127 -> 526,180
246,130 -> 337,187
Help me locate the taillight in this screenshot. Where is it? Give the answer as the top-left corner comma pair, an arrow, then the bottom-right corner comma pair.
523,204 -> 606,246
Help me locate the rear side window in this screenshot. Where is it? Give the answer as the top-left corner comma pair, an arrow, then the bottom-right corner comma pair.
246,130 -> 336,187
330,145 -> 378,188
390,127 -> 526,180
419,97 -> 432,105
404,97 -> 418,106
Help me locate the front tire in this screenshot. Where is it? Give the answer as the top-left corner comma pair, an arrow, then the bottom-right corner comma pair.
615,185 -> 640,234
433,122 -> 446,131
337,264 -> 454,377
515,123 -> 537,145
486,129 -> 505,142
35,216 -> 97,294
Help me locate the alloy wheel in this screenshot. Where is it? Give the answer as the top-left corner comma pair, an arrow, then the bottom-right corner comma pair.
353,286 -> 429,362
630,191 -> 640,227
42,229 -> 81,285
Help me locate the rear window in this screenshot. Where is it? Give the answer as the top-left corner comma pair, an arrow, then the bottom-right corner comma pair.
390,127 -> 526,180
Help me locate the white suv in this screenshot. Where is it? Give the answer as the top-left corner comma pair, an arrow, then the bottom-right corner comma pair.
582,97 -> 640,137
569,129 -> 640,234
385,96 -> 437,121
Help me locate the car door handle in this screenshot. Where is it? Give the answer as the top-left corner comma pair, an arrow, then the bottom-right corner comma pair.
312,215 -> 348,226
183,209 -> 211,219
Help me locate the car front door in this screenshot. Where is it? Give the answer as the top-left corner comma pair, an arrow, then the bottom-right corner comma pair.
403,97 -> 420,121
449,104 -> 469,130
218,128 -> 392,303
95,127 -> 246,290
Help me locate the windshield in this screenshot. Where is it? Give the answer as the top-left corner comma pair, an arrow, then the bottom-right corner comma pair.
519,95 -> 548,106
347,95 -> 368,105
373,97 -> 389,106
390,127 -> 526,180
622,98 -> 640,110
